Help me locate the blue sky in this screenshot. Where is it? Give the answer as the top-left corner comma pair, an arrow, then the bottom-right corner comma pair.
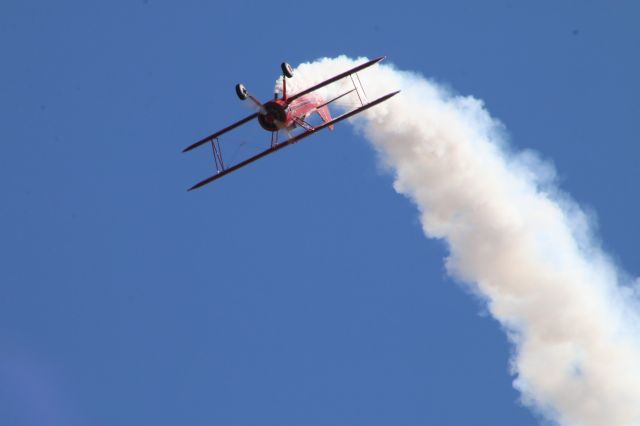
1,1 -> 638,425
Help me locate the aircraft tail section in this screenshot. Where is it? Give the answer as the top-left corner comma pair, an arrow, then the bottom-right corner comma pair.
317,105 -> 334,130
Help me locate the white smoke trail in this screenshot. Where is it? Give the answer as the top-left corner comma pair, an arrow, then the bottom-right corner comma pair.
279,57 -> 640,425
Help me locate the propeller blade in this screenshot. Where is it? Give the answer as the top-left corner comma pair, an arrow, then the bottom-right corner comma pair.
246,93 -> 266,114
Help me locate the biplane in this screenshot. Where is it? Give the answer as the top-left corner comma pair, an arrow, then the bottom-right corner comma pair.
183,56 -> 399,190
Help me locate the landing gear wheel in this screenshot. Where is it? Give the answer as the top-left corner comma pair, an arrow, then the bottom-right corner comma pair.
235,83 -> 248,100
281,62 -> 294,78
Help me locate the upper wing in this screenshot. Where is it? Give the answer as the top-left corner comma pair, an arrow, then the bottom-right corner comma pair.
188,90 -> 400,191
182,112 -> 259,153
286,56 -> 385,103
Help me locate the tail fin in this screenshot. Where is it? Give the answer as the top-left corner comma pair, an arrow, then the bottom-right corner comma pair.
317,105 -> 334,130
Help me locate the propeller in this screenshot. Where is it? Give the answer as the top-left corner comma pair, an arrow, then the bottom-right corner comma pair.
235,83 -> 266,114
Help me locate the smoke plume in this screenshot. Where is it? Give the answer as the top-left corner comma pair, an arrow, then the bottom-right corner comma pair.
280,56 -> 640,425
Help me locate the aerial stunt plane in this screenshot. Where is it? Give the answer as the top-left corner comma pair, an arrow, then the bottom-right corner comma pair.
183,56 -> 399,190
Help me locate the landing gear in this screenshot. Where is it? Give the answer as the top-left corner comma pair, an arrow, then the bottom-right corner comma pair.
235,83 -> 248,100
281,62 -> 294,78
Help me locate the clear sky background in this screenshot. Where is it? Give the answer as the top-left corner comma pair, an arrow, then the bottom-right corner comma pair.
1,1 -> 638,425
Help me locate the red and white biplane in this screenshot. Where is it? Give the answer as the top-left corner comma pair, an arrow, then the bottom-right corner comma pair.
183,56 -> 399,190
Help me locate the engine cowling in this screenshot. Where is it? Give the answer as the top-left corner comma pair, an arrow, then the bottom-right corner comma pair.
258,100 -> 287,132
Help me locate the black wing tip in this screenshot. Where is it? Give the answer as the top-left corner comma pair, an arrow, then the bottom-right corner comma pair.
182,142 -> 201,153
383,90 -> 401,99
188,173 -> 222,191
188,181 -> 207,191
376,90 -> 401,102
